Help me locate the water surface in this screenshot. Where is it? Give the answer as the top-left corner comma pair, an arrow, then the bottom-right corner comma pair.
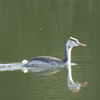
0,0 -> 100,100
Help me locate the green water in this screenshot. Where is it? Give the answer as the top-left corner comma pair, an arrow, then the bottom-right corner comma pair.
0,0 -> 100,100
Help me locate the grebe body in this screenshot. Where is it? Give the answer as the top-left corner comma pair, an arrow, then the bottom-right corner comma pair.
22,56 -> 64,67
21,37 -> 86,67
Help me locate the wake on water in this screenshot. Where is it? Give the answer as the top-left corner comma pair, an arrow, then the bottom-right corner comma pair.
0,63 -> 22,71
0,62 -> 76,75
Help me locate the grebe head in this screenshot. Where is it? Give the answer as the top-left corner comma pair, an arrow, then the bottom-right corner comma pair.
67,37 -> 86,48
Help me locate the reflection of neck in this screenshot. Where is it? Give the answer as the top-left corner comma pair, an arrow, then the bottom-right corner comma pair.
67,64 -> 74,85
63,43 -> 73,65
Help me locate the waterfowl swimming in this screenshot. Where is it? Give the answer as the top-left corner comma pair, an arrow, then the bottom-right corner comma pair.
21,37 -> 86,67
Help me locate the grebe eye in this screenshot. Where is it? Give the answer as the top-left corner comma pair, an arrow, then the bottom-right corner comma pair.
74,41 -> 77,43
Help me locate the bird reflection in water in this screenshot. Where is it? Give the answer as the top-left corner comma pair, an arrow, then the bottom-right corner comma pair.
22,64 -> 88,92
0,62 -> 87,92
22,65 -> 62,75
64,64 -> 87,92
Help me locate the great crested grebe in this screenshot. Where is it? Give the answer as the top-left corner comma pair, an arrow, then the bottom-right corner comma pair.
21,37 -> 86,67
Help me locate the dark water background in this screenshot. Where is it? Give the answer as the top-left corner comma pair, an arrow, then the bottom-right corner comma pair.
0,0 -> 100,100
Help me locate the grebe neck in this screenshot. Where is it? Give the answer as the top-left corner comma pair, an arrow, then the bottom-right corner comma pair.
63,43 -> 73,65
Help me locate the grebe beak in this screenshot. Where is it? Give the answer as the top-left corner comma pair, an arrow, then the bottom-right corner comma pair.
78,43 -> 86,46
